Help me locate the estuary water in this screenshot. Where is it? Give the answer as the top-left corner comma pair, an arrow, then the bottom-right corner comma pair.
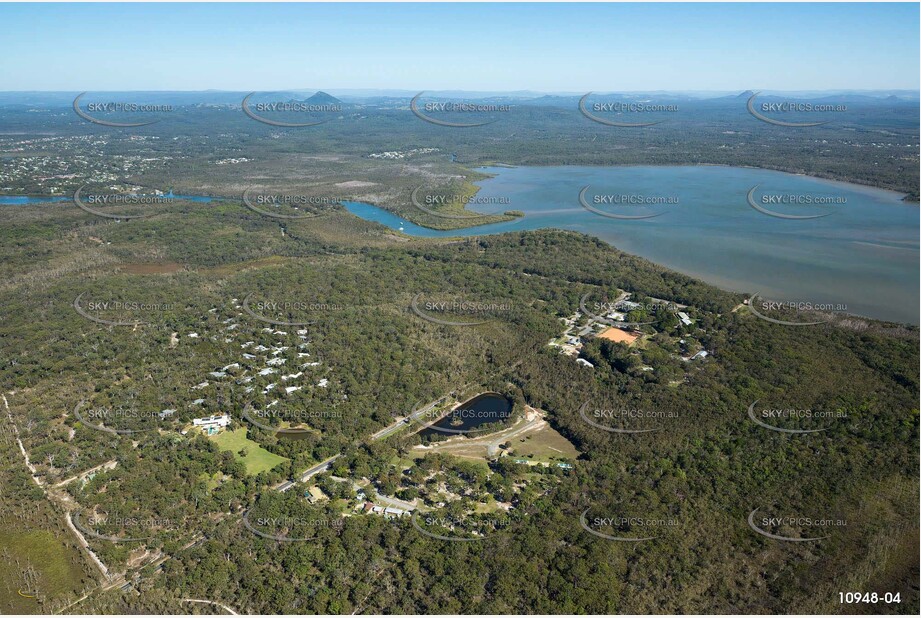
344,165 -> 919,324
0,191 -> 215,205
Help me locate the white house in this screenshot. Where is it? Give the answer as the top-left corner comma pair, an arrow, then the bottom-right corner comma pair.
192,413 -> 230,429
369,505 -> 407,518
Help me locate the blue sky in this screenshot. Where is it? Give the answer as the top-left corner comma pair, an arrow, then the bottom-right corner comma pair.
1,2 -> 918,91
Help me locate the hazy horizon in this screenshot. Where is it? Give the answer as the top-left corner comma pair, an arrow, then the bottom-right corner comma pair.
1,2 -> 918,91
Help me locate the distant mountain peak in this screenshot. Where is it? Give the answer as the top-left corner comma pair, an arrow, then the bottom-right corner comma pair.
305,91 -> 343,105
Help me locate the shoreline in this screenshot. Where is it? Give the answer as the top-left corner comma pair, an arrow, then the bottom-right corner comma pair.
1,163 -> 915,206
472,162 -> 914,203
343,177 -> 918,326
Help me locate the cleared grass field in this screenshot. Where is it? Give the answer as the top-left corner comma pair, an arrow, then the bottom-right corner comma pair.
0,528 -> 88,614
207,428 -> 288,476
509,424 -> 580,461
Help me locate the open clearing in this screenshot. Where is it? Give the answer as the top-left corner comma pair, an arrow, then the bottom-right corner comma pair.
597,326 -> 640,345
0,528 -> 87,614
507,423 -> 580,461
207,428 -> 288,476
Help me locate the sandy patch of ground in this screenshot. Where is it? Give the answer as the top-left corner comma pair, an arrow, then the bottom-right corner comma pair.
597,327 -> 640,345
335,180 -> 378,188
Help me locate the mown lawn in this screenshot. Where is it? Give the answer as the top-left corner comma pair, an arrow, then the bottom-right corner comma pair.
207,427 -> 288,475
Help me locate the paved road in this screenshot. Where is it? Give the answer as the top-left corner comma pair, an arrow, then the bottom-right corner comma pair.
370,396 -> 448,441
297,455 -> 341,482
277,454 -> 342,492
370,417 -> 412,442
279,397 -> 451,492
370,489 -> 420,512
276,386 -> 521,495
